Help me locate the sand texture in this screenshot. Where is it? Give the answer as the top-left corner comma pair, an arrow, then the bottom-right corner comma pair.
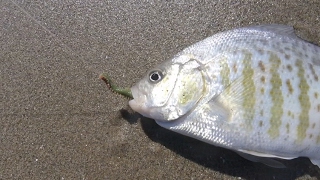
1,0 -> 320,179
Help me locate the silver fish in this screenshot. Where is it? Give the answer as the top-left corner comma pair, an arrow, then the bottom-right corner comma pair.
126,24 -> 320,168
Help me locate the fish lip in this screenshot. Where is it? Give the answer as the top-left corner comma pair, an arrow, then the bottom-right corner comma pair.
130,84 -> 146,102
128,85 -> 151,118
129,85 -> 168,120
128,85 -> 139,107
129,98 -> 152,119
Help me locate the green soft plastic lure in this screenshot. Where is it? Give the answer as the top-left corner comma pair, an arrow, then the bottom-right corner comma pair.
99,73 -> 133,99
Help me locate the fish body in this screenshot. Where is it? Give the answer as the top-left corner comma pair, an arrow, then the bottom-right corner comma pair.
128,25 -> 320,167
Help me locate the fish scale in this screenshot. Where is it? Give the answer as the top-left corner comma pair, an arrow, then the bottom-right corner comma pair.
193,29 -> 320,143
214,50 -> 320,147
128,24 -> 320,167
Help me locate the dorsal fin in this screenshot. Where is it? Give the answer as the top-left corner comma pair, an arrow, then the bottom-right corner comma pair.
243,24 -> 299,39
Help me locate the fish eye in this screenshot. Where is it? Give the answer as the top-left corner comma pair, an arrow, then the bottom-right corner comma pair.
149,70 -> 163,83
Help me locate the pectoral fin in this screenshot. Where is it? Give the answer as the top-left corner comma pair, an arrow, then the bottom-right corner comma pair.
215,62 -> 270,112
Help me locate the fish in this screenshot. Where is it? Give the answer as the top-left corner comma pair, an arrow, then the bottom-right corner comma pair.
101,24 -> 320,168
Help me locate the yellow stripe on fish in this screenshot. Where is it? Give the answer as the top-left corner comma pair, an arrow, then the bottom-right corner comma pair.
296,59 -> 311,142
268,53 -> 284,139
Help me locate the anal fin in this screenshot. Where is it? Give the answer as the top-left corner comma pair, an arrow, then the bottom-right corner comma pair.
236,151 -> 286,168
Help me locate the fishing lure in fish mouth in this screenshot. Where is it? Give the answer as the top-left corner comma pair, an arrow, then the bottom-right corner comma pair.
99,73 -> 133,99
101,24 -> 320,169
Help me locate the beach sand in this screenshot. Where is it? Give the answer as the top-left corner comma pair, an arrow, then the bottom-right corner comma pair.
1,1 -> 320,179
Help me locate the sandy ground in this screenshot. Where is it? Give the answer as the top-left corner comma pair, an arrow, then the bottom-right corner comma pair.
1,0 -> 320,179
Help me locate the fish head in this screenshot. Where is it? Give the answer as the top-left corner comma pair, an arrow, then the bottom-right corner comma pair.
129,54 -> 205,121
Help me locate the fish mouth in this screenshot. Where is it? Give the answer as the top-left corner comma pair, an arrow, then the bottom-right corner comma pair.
129,95 -> 168,121
129,99 -> 152,118
129,85 -> 174,121
128,85 -> 153,119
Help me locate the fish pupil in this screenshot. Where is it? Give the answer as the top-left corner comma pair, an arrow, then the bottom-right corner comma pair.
151,73 -> 159,80
149,70 -> 163,83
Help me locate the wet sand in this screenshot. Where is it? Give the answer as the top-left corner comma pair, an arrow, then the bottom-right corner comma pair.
1,0 -> 320,179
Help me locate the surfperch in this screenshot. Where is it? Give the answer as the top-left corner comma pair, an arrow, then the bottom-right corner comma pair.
101,24 -> 320,168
